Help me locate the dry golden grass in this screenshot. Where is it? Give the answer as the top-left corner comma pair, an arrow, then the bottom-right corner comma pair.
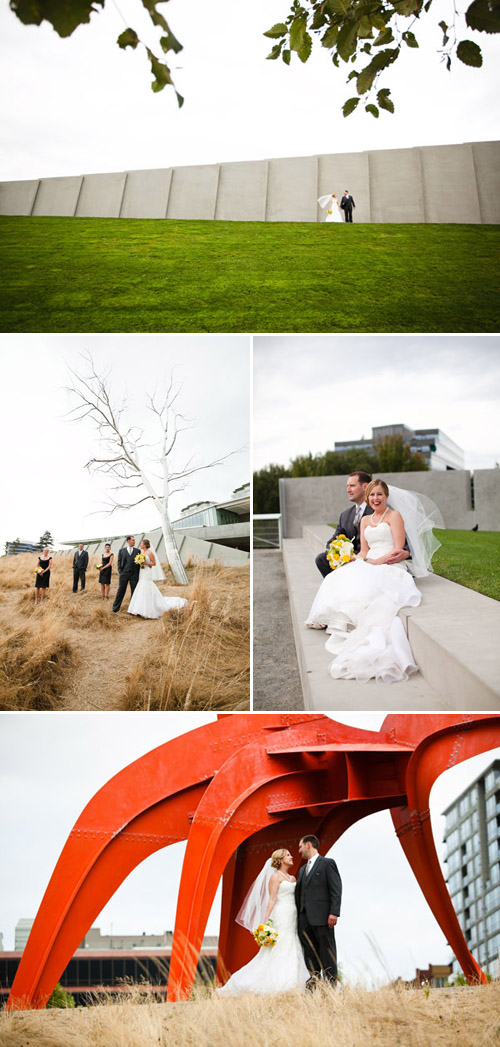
1,982 -> 498,1047
0,553 -> 249,711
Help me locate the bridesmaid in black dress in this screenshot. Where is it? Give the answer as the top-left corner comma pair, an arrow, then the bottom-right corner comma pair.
34,547 -> 52,605
98,543 -> 114,600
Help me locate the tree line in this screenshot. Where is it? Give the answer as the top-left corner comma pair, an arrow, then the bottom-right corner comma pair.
254,434 -> 429,513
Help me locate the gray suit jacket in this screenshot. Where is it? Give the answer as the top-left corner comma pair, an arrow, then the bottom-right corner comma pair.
295,855 -> 342,926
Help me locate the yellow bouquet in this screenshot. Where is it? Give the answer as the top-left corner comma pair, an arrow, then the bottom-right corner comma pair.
95,563 -> 103,570
34,566 -> 43,575
326,534 -> 354,571
134,552 -> 146,566
253,920 -> 278,948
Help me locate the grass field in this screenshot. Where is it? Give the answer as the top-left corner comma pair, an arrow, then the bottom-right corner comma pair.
1,217 -> 499,332
1,982 -> 497,1047
433,529 -> 500,601
0,552 -> 250,712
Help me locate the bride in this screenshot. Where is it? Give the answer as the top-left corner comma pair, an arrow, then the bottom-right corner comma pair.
305,479 -> 444,683
318,193 -> 342,223
218,849 -> 309,995
127,539 -> 188,620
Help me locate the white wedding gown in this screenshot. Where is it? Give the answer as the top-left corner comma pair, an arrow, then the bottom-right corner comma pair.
317,194 -> 342,223
218,881 -> 309,995
306,520 -> 422,683
127,558 -> 188,619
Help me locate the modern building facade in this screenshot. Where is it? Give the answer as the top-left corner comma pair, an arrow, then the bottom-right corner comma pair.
5,540 -> 37,556
443,760 -> 500,979
334,423 -> 464,471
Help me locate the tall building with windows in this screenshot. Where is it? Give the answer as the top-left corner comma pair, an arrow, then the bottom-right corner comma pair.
443,760 -> 500,979
334,423 -> 464,471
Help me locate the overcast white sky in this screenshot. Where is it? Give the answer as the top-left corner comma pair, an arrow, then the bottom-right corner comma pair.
1,712 -> 498,985
253,336 -> 500,472
0,335 -> 250,553
1,1 -> 499,182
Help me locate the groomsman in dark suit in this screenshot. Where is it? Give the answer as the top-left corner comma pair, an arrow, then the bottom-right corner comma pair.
72,543 -> 89,592
296,834 -> 342,986
340,190 -> 355,222
112,536 -> 141,612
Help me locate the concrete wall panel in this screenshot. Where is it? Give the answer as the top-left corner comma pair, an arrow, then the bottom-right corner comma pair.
421,144 -> 480,223
120,168 -> 172,219
473,469 -> 500,531
266,156 -> 318,222
0,179 -> 39,215
471,141 -> 500,224
215,160 -> 268,221
280,470 -> 478,538
369,148 -> 425,222
318,151 -> 371,222
32,176 -> 83,217
167,164 -> 220,220
75,172 -> 127,218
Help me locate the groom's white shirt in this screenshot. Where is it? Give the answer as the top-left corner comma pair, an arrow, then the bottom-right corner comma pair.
306,853 -> 320,876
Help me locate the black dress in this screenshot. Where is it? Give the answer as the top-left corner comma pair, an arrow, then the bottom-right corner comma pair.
35,557 -> 51,589
99,554 -> 112,586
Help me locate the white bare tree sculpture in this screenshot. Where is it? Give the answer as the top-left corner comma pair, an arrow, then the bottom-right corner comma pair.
67,353 -> 239,586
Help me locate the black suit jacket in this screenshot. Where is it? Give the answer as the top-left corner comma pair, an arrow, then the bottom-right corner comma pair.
295,855 -> 342,926
326,504 -> 374,555
341,194 -> 355,210
73,549 -> 89,570
117,546 -> 141,578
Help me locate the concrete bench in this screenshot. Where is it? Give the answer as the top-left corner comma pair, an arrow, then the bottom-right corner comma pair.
281,524 -> 500,712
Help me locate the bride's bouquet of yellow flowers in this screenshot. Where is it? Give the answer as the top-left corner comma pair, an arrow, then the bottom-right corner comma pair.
134,552 -> 146,566
34,566 -> 43,575
253,920 -> 278,948
326,534 -> 354,571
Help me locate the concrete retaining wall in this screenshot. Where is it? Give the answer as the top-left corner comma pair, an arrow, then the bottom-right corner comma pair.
3,141 -> 498,223
279,469 -> 500,537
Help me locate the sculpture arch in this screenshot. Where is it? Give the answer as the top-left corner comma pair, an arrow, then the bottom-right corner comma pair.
7,713 -> 500,1008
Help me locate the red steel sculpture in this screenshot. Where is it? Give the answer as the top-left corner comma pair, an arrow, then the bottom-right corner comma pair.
7,712 -> 500,1008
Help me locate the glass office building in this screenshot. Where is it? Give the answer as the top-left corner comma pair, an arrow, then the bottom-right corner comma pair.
443,760 -> 500,979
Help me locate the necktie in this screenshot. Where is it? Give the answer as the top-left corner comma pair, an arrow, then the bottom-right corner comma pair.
306,859 -> 312,876
354,506 -> 362,527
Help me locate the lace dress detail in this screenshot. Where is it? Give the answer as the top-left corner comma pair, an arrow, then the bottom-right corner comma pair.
218,881 -> 308,995
305,521 -> 421,683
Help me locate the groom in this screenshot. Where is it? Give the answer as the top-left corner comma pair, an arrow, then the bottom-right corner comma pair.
340,190 -> 355,222
315,471 -> 410,577
112,535 -> 141,613
296,835 -> 342,986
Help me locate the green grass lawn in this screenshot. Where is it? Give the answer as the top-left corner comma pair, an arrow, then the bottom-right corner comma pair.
1,217 -> 499,332
433,529 -> 500,601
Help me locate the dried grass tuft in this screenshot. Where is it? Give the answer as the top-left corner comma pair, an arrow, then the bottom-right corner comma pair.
0,982 -> 498,1047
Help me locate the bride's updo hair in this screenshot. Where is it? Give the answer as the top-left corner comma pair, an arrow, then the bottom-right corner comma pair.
142,539 -> 151,549
366,478 -> 389,501
271,848 -> 288,869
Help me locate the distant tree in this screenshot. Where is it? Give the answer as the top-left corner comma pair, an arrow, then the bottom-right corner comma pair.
253,463 -> 291,514
265,0 -> 500,119
46,982 -> 75,1008
7,537 -> 21,555
376,434 -> 429,472
37,530 -> 54,551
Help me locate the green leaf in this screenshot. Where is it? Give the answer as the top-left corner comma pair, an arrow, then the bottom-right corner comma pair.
372,13 -> 389,29
325,0 -> 351,14
377,87 -> 395,112
159,31 -> 183,55
362,41 -> 372,53
10,0 -> 105,37
403,30 -> 419,47
298,32 -> 313,62
321,25 -> 339,48
356,63 -> 378,93
147,46 -> 173,92
466,0 -> 500,33
267,42 -> 284,59
264,23 -> 288,38
290,16 -> 308,52
456,38 -> 483,65
343,96 -> 360,116
365,103 -> 379,117
141,0 -> 169,34
282,48 -> 291,65
393,0 -> 420,14
358,16 -> 374,37
337,22 -> 358,62
311,8 -> 328,29
332,51 -> 340,67
175,91 -> 184,108
373,27 -> 394,46
117,28 -> 139,51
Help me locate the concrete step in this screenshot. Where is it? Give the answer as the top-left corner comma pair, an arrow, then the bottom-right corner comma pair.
283,528 -> 500,712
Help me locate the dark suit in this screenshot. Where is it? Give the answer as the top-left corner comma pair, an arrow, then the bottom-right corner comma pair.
112,546 -> 141,612
296,855 -> 342,983
72,548 -> 89,592
341,194 -> 355,222
315,504 -> 373,578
